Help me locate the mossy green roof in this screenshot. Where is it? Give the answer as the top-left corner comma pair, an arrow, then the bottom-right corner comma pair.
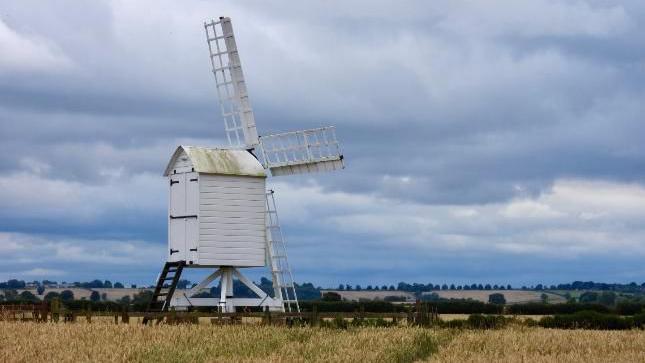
164,146 -> 266,177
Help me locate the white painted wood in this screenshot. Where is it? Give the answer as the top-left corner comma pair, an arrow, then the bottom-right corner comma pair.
269,158 -> 344,176
198,241 -> 265,249
186,172 -> 199,215
169,218 -> 186,261
169,174 -> 185,217
200,229 -> 265,238
198,258 -> 265,267
198,210 -> 265,218
199,247 -> 265,256
196,173 -> 266,267
200,175 -> 264,186
199,236 -> 265,244
199,216 -> 264,224
186,217 -> 199,265
170,150 -> 194,174
172,297 -> 282,308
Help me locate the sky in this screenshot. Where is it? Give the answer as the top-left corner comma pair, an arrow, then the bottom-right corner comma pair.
1,0 -> 645,288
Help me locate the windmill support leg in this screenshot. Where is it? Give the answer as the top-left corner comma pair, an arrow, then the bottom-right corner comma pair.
170,266 -> 282,312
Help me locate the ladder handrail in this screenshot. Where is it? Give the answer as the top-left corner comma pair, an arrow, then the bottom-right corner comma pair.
265,190 -> 300,313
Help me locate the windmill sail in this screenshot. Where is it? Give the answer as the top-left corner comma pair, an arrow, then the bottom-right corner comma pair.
205,17 -> 344,176
259,126 -> 344,176
205,17 -> 259,148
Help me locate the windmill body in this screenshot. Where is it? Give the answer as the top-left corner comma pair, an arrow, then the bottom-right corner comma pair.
145,17 -> 344,319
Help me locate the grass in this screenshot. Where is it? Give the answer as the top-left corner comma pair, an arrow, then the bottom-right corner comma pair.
426,326 -> 645,363
0,321 -> 442,363
2,321 -> 645,362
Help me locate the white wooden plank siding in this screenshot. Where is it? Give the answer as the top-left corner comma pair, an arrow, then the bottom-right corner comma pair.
171,150 -> 194,174
198,174 -> 266,267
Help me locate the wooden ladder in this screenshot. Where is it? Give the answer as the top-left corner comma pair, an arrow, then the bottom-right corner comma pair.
142,261 -> 185,325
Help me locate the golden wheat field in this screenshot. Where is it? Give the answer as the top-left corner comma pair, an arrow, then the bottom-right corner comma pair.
427,327 -> 645,363
1,321 -> 644,363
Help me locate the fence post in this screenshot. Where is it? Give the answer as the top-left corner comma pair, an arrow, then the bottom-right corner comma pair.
311,304 -> 319,327
121,306 -> 130,324
263,306 -> 272,325
51,298 -> 60,323
86,304 -> 92,324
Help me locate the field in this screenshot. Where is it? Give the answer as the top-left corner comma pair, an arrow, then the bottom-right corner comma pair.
1,321 -> 644,362
431,290 -> 566,304
329,289 -> 567,304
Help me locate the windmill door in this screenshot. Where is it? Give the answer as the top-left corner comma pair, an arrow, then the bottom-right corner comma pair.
168,172 -> 199,263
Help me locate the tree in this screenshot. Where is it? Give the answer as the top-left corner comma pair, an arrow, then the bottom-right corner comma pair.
3,289 -> 18,301
131,290 -> 153,306
598,291 -> 616,306
114,282 -> 124,288
564,292 -> 573,303
7,279 -> 26,289
540,293 -> 549,304
37,286 -> 45,295
355,285 -> 362,291
441,284 -> 448,290
321,292 -> 342,301
382,285 -> 388,290
449,284 -> 456,290
389,285 -> 395,291
44,292 -> 60,301
60,290 -> 75,301
86,280 -> 103,288
366,285 -> 373,290
507,284 -> 512,290
488,293 -> 506,305
177,279 -> 191,289
103,280 -> 113,288
338,284 -> 344,291
90,291 -> 101,302
19,291 -> 39,302
101,293 -> 108,301
484,284 -> 492,290
579,291 -> 599,303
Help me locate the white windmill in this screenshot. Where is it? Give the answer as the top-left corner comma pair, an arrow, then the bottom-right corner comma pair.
143,17 -> 343,321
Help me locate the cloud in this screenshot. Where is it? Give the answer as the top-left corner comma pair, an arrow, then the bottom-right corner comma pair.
268,178 -> 645,283
0,19 -> 73,73
21,268 -> 66,277
0,232 -> 164,283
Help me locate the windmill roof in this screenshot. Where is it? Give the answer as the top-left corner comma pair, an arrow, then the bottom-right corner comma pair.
164,146 -> 266,177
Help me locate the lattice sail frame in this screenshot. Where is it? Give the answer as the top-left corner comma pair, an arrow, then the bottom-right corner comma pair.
259,126 -> 344,176
205,18 -> 259,148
